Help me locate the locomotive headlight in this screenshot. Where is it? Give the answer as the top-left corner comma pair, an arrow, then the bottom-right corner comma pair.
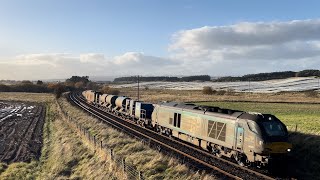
287,148 -> 291,152
259,140 -> 263,146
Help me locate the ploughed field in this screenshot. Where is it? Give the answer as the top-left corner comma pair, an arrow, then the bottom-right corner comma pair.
0,101 -> 45,163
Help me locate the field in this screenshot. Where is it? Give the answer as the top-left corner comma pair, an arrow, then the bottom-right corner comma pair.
119,87 -> 320,104
0,101 -> 45,163
113,77 -> 320,93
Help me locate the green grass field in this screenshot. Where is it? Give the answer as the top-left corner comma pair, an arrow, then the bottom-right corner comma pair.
197,101 -> 320,135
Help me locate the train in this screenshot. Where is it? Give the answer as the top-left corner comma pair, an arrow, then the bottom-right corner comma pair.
82,90 -> 292,168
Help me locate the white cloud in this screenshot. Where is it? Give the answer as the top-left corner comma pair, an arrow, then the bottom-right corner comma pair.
114,52 -> 142,65
80,53 -> 106,63
14,53 -> 72,67
169,19 -> 320,64
0,52 -> 178,80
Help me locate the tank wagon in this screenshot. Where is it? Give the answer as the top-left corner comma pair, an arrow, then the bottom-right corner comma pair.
82,90 -> 292,167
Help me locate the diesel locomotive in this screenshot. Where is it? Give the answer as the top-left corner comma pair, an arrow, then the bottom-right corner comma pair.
82,90 -> 292,167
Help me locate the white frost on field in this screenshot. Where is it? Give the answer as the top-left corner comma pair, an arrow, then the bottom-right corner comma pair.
112,77 -> 320,93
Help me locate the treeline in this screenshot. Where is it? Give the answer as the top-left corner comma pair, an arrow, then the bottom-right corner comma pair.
0,76 -> 98,98
114,75 -> 211,82
0,76 -> 121,98
214,69 -> 320,82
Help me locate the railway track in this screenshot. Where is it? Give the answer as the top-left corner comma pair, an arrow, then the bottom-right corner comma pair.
69,91 -> 275,180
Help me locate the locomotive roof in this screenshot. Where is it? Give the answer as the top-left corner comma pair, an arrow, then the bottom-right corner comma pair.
159,101 -> 270,121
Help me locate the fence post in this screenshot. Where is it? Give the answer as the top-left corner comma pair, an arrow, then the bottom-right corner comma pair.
94,135 -> 96,147
100,141 -> 103,150
122,158 -> 126,175
295,124 -> 298,132
139,171 -> 143,180
110,149 -> 113,160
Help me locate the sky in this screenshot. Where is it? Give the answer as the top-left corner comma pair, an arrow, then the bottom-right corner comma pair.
0,0 -> 320,80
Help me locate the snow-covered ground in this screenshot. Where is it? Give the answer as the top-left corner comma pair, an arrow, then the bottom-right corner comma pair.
112,77 -> 320,93
0,102 -> 32,122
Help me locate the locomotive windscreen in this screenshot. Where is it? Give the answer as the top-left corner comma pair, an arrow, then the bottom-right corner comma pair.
257,114 -> 288,142
260,121 -> 286,136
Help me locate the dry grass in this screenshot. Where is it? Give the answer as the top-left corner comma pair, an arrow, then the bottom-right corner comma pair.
0,92 -> 54,103
37,102 -> 118,180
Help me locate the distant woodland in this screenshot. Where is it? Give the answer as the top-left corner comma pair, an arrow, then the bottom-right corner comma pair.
214,69 -> 320,82
114,69 -> 320,82
114,75 -> 211,82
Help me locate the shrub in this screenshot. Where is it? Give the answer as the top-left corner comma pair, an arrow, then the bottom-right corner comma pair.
54,84 -> 66,99
108,88 -> 120,95
216,90 -> 226,95
202,86 -> 213,95
100,86 -> 120,95
304,90 -> 318,98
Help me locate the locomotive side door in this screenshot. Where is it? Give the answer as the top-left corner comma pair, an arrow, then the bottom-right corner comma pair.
236,126 -> 244,150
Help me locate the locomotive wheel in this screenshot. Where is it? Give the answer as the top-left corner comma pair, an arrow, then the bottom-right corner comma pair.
215,151 -> 222,158
235,153 -> 247,167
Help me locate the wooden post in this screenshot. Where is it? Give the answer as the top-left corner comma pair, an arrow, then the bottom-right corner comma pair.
93,135 -> 96,146
100,141 -> 103,150
122,158 -> 126,175
295,124 -> 298,132
138,171 -> 143,180
110,149 -> 113,160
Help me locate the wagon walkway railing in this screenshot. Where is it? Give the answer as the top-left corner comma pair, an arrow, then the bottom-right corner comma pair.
55,100 -> 145,180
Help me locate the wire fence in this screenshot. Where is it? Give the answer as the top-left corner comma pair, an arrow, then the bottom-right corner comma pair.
55,100 -> 145,180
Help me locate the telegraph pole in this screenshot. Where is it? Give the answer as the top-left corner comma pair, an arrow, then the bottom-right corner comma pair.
137,75 -> 140,101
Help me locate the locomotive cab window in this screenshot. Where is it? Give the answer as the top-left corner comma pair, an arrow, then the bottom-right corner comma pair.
174,113 -> 181,128
247,121 -> 259,134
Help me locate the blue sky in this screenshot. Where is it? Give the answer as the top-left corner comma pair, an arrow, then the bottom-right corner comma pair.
0,0 -> 320,80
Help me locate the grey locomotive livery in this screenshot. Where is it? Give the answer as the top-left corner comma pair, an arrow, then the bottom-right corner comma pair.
82,90 -> 292,167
